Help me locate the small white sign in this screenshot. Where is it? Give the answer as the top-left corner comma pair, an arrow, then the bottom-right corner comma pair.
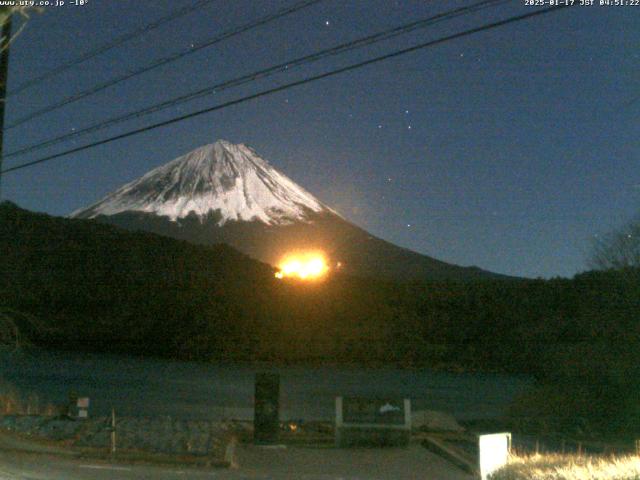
78,409 -> 88,418
379,403 -> 401,414
479,432 -> 511,480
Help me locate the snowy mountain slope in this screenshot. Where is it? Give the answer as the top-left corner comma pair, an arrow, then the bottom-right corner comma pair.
72,140 -> 504,281
71,140 -> 332,225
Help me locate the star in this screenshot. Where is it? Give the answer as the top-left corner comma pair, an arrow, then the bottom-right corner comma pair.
405,110 -> 409,114
377,124 -> 383,129
325,20 -> 330,26
407,125 -> 412,130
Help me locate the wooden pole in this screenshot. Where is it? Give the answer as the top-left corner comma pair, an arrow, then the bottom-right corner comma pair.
111,407 -> 116,455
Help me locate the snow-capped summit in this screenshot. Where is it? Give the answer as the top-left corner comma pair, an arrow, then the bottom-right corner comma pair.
71,140 -> 502,281
71,140 -> 331,225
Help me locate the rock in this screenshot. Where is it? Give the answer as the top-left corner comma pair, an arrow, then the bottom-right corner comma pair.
411,410 -> 464,432
39,417 -> 83,440
75,428 -> 110,448
0,415 -> 47,434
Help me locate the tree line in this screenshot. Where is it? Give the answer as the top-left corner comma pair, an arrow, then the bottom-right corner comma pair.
2,201 -> 639,436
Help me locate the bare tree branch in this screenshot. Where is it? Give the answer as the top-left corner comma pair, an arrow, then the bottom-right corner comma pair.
0,307 -> 45,351
589,216 -> 640,271
0,6 -> 35,55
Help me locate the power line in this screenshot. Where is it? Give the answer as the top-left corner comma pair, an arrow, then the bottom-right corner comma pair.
0,12 -> 12,200
9,0 -> 218,97
1,4 -> 573,176
5,0 -> 509,159
6,0 -> 325,129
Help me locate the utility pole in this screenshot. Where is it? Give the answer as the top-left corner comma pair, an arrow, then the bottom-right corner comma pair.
0,11 -> 12,199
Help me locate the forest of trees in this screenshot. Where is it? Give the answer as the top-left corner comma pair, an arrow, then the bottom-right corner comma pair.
2,201 -> 639,437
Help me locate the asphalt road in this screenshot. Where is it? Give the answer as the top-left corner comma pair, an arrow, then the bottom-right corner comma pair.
0,445 -> 473,480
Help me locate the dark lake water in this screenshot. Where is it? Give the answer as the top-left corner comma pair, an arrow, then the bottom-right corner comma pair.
0,349 -> 531,422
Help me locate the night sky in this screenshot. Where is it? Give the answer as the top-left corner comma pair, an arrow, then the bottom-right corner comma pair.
3,0 -> 639,278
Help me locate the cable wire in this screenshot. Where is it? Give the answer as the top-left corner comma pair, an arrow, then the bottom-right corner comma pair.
6,0 -> 325,129
1,4 -> 573,175
5,0 -> 509,159
9,0 -> 218,96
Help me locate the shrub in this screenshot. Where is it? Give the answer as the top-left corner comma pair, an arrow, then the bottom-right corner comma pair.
490,453 -> 640,480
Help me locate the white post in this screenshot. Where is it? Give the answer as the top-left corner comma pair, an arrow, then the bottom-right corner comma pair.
479,432 -> 511,480
335,397 -> 343,447
403,399 -> 411,430
111,408 -> 116,454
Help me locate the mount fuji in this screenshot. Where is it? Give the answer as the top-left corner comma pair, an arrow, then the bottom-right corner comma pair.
71,140 -> 497,280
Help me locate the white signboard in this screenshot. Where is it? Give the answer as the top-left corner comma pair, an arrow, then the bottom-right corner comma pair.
334,397 -> 411,447
479,432 -> 511,480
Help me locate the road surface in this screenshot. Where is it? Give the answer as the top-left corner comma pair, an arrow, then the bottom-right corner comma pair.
0,444 -> 473,480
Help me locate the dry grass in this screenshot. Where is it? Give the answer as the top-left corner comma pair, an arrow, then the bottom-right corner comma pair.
0,381 -> 23,415
0,379 -> 60,416
491,453 -> 640,480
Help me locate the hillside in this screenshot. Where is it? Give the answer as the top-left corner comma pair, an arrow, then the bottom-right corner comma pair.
1,200 -> 278,357
3,202 -> 640,435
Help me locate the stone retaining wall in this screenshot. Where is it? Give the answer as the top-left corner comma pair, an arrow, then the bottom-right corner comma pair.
0,415 -> 233,456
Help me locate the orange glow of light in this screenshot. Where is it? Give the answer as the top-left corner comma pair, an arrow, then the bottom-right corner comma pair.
274,252 -> 329,280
